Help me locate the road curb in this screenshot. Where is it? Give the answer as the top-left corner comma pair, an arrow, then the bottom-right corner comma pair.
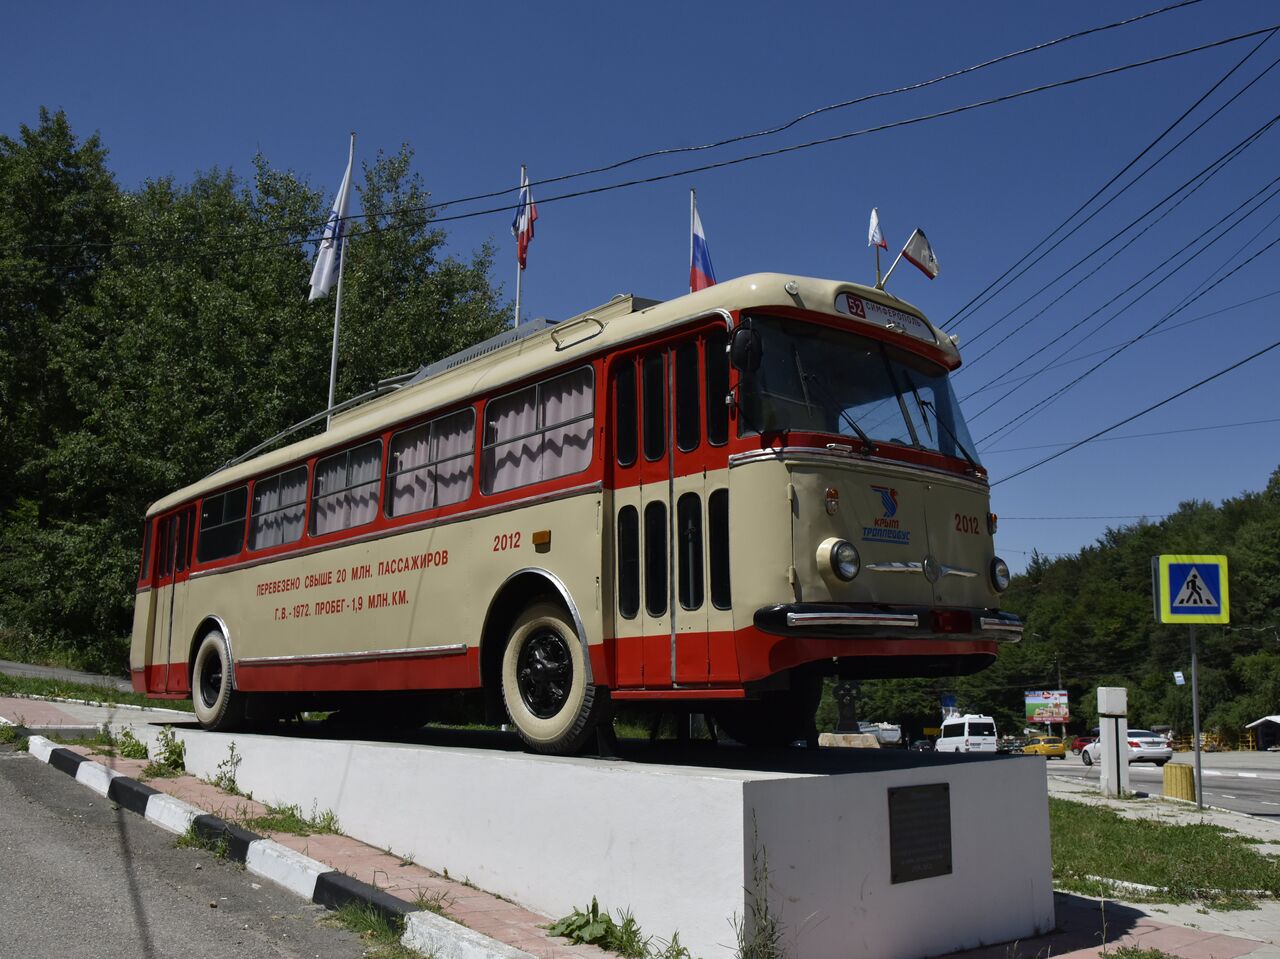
23,736 -> 533,959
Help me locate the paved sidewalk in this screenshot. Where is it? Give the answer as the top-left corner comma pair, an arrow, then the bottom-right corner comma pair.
0,694 -> 191,736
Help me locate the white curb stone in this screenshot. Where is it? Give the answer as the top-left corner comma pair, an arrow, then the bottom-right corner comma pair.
75,760 -> 122,796
26,735 -> 56,763
245,839 -> 327,900
402,910 -> 536,959
144,792 -> 203,834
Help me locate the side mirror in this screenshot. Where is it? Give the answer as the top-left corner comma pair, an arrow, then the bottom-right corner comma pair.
729,326 -> 762,372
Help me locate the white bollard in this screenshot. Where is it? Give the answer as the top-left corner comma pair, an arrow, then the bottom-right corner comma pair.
1097,686 -> 1130,798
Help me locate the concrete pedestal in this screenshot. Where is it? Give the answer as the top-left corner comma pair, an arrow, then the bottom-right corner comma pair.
158,729 -> 1054,959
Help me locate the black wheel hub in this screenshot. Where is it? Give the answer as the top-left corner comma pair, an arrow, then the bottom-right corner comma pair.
516,629 -> 572,719
199,652 -> 223,709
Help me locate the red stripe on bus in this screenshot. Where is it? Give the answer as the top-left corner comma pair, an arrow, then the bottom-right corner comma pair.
233,648 -> 481,693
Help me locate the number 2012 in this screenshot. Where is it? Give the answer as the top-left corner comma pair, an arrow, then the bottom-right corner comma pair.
493,532 -> 521,551
954,514 -> 980,535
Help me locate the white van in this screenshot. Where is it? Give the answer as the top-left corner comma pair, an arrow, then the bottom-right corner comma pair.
935,714 -> 998,753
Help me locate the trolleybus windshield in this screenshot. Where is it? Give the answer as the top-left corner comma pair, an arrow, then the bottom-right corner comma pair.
741,315 -> 980,465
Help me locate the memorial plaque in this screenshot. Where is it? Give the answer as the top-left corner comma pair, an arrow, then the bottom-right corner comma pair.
887,783 -> 952,884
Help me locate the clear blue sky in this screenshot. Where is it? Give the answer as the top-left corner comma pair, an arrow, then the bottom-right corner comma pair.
6,1 -> 1279,570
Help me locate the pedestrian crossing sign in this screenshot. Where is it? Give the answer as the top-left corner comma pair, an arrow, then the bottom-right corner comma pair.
1153,554 -> 1229,624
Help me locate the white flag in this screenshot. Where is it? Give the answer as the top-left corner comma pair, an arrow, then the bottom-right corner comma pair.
868,207 -> 887,249
901,228 -> 939,279
309,136 -> 355,301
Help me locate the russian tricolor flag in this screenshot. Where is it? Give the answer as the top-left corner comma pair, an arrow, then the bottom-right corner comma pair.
512,169 -> 537,270
690,195 -> 716,292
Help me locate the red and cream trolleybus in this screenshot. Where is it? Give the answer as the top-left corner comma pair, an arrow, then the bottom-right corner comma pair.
131,273 -> 1022,753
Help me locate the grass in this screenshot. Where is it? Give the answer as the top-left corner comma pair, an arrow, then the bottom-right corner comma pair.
176,821 -> 230,859
1109,947 -> 1181,959
244,802 -> 341,837
1050,798 -> 1280,906
548,898 -> 694,959
0,671 -> 193,712
141,725 -> 186,779
323,902 -> 421,959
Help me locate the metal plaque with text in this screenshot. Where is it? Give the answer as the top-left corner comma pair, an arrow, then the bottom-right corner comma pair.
887,783 -> 952,884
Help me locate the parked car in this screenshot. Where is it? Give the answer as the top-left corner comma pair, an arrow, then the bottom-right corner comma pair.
1021,736 -> 1067,759
935,715 -> 998,753
1081,729 -> 1172,767
1069,735 -> 1095,755
909,739 -> 934,752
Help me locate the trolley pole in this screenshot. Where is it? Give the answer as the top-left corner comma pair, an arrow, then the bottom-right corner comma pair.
1190,624 -> 1203,810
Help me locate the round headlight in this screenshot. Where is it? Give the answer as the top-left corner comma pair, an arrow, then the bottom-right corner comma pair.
831,540 -> 860,581
990,557 -> 1010,592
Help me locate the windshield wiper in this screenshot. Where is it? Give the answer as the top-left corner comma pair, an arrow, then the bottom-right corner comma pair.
800,370 -> 876,453
920,395 -> 981,473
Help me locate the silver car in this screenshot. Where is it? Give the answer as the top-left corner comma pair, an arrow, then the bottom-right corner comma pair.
1081,729 -> 1172,767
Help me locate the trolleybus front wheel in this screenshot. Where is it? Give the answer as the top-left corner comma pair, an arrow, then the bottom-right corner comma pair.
191,629 -> 245,732
501,602 -> 605,755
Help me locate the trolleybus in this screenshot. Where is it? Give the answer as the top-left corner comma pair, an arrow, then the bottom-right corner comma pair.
131,273 -> 1022,753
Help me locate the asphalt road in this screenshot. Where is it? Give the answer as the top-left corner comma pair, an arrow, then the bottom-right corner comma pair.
0,744 -> 372,959
1048,753 -> 1280,818
0,658 -> 132,693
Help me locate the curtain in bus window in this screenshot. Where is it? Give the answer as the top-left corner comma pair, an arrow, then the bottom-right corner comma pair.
431,409 -> 475,507
276,467 -> 307,544
389,424 -> 432,517
541,368 -> 593,480
484,386 -> 539,494
312,455 -> 349,535
346,443 -> 381,527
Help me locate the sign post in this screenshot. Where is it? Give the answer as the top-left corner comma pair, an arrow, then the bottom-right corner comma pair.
1152,554 -> 1230,810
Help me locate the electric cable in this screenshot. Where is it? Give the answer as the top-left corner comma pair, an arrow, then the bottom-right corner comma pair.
955,106 -> 1280,360
978,222 -> 1280,445
6,21 -> 1276,271
945,27 -> 1278,333
961,170 -> 1280,422
991,334 -> 1280,487
984,416 -> 1280,454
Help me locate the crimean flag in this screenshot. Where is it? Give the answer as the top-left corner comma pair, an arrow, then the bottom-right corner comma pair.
690,199 -> 716,292
901,228 -> 940,279
309,136 -> 355,301
868,207 -> 887,250
511,169 -> 538,270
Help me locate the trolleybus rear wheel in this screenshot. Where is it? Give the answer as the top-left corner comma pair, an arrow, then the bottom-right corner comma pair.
191,629 -> 245,732
501,601 -> 604,754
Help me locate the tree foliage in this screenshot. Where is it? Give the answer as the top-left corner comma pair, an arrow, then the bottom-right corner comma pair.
0,111 -> 509,670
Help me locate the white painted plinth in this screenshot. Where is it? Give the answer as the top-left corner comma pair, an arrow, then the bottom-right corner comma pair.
169,730 -> 1053,959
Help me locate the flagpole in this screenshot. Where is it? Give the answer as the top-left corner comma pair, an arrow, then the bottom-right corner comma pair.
875,246 -> 882,286
878,229 -> 914,291
690,188 -> 696,294
514,164 -> 525,328
327,131 -> 355,429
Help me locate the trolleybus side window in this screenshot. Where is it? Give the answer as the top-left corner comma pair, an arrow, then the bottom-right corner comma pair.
174,510 -> 192,573
677,492 -> 704,610
250,465 -> 308,550
641,352 -> 665,461
705,329 -> 729,446
482,366 -> 594,494
311,441 -> 382,536
387,407 -> 477,517
138,522 -> 152,582
675,341 -> 700,453
197,485 -> 248,563
708,488 -> 731,609
617,505 -> 640,619
614,359 -> 637,468
643,500 -> 667,616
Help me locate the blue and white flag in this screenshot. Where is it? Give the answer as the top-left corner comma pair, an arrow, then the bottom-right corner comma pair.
309,136 -> 355,301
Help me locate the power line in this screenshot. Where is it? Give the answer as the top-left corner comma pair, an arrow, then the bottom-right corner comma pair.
983,416 -> 1280,454
962,169 -> 1280,423
945,26 -> 1277,333
978,227 -> 1280,446
11,1 -> 1211,261
7,22 -> 1278,272
962,289 -> 1280,398
1001,514 -> 1170,521
992,334 -> 1280,487
955,106 -> 1280,361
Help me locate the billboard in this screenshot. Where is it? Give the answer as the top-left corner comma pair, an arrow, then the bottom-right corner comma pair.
1025,690 -> 1070,724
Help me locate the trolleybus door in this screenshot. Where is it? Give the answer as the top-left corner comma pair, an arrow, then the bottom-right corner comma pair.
151,506 -> 194,693
609,325 -> 732,689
